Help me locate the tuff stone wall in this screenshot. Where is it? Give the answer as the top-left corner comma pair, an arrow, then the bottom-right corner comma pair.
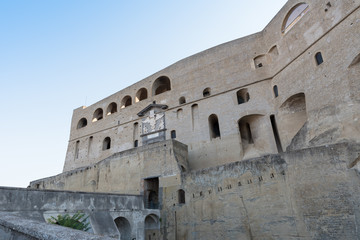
30,140 -> 187,195
0,187 -> 159,240
0,212 -> 116,240
24,0 -> 360,239
160,142 -> 360,240
62,0 -> 360,174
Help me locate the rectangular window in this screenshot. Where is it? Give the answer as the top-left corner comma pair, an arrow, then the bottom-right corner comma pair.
171,130 -> 176,139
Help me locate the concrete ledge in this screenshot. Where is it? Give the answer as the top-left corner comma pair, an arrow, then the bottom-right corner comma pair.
0,212 -> 116,240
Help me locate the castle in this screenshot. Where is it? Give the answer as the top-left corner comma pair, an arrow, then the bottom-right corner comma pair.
1,0 -> 360,239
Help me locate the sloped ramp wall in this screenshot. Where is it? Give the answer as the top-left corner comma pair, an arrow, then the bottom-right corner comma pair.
0,187 -> 159,240
30,140 -> 188,194
0,212 -> 115,240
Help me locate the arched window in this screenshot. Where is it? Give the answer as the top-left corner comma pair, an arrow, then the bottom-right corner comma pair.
203,88 -> 211,97
106,102 -> 117,115
102,137 -> 111,150
315,52 -> 324,65
152,76 -> 171,96
171,130 -> 176,139
134,140 -> 138,148
135,88 -> 148,102
208,114 -> 221,139
178,189 -> 185,204
92,108 -> 103,122
236,89 -> 250,104
273,85 -> 279,98
179,96 -> 186,104
282,3 -> 309,33
77,118 -> 87,129
121,95 -> 132,108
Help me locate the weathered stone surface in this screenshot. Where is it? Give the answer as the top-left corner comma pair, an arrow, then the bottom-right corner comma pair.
17,0 -> 360,239
0,212 -> 116,240
30,139 -> 187,194
0,187 -> 159,240
161,143 -> 360,240
61,0 -> 360,173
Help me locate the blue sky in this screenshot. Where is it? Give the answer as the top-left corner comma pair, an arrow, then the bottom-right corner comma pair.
0,0 -> 288,187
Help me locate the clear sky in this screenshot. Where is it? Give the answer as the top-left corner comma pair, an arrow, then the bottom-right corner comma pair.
0,0 -> 288,188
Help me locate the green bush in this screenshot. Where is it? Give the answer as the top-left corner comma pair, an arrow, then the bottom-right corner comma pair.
47,211 -> 91,231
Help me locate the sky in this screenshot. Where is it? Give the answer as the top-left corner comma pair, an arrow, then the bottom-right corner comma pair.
0,0 -> 288,188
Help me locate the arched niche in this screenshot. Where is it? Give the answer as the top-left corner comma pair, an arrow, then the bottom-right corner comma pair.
77,118 -> 87,129
121,96 -> 132,108
114,217 -> 131,240
152,76 -> 171,96
145,214 -> 160,240
236,89 -> 250,104
106,102 -> 117,115
208,114 -> 221,139
237,114 -> 265,158
102,137 -> 111,150
203,88 -> 211,97
92,108 -> 103,122
179,96 -> 186,104
135,88 -> 148,102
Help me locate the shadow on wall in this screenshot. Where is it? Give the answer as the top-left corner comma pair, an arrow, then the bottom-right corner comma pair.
114,217 -> 131,240
277,93 -> 307,150
238,114 -> 264,159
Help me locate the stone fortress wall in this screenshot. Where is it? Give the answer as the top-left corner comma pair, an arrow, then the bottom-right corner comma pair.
31,140 -> 187,195
164,142 -> 360,239
0,187 -> 159,240
25,0 -> 360,239
63,0 -> 360,173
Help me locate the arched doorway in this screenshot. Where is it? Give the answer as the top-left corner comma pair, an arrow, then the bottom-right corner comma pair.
145,214 -> 160,240
114,217 -> 131,240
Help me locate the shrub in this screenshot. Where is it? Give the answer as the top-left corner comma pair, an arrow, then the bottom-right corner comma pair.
47,211 -> 91,231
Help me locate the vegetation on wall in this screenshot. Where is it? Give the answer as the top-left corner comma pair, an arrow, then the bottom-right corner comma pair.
47,211 -> 91,231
